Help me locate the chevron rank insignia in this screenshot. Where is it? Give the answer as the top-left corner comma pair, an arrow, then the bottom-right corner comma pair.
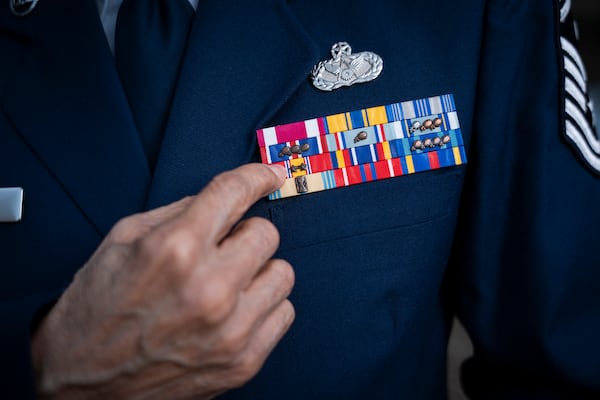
558,0 -> 600,174
257,94 -> 467,200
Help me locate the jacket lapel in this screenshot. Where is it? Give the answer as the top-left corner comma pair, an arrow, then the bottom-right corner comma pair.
146,0 -> 319,208
0,0 -> 150,235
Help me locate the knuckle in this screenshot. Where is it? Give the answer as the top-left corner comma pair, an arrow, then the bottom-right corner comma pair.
179,195 -> 195,206
134,234 -> 158,262
209,172 -> 253,206
109,214 -> 142,243
264,260 -> 295,296
281,299 -> 296,325
159,230 -> 198,267
257,218 -> 280,247
190,277 -> 237,324
228,354 -> 261,388
218,327 -> 251,359
133,229 -> 197,276
272,260 -> 295,289
244,218 -> 280,250
272,299 -> 296,337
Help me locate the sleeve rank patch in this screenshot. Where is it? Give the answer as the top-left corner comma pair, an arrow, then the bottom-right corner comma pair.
558,0 -> 600,174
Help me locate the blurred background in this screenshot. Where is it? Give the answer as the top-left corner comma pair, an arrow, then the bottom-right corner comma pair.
576,0 -> 600,106
447,1 -> 600,399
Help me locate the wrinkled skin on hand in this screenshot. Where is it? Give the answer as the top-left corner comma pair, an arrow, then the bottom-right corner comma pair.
31,164 -> 295,400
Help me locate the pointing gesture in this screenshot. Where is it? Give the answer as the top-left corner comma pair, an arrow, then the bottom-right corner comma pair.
32,164 -> 294,400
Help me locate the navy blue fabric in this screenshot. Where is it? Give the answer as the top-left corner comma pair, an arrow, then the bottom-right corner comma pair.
115,0 -> 194,168
451,1 -> 600,398
0,0 -> 598,398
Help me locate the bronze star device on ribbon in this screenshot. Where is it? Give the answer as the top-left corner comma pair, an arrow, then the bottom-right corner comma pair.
257,94 -> 467,200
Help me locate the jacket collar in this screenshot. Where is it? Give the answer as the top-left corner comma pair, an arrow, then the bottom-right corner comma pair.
0,0 -> 150,235
0,0 -> 318,231
145,0 -> 319,208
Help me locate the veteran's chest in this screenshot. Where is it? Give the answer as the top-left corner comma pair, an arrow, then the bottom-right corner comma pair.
252,0 -> 483,252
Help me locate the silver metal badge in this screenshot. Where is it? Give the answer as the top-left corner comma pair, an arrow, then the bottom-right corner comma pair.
311,42 -> 383,91
10,0 -> 39,17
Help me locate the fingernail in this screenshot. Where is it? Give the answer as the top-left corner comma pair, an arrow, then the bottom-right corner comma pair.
265,164 -> 287,180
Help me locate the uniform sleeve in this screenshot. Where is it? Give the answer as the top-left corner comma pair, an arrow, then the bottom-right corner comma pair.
0,292 -> 61,400
451,0 -> 600,398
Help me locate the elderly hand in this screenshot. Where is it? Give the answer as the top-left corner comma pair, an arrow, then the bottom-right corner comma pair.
31,164 -> 294,400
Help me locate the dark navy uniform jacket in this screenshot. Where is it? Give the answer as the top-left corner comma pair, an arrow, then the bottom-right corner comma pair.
1,0 -> 599,398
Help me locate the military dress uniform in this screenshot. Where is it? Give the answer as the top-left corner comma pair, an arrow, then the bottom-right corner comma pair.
1,0 -> 599,398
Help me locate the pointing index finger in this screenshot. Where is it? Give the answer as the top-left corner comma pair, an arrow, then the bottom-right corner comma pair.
184,163 -> 286,242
